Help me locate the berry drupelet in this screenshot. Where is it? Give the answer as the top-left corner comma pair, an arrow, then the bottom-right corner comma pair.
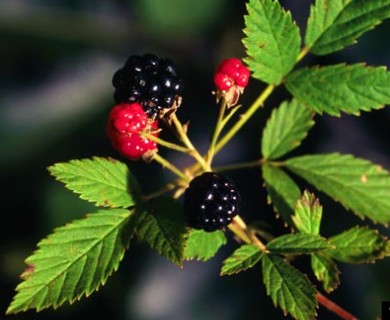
106,102 -> 159,161
112,54 -> 183,119
184,172 -> 241,232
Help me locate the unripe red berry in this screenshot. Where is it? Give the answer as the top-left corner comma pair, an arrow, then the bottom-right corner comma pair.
107,102 -> 159,161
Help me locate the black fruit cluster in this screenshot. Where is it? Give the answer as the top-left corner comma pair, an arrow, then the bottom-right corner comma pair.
112,54 -> 183,118
184,172 -> 241,232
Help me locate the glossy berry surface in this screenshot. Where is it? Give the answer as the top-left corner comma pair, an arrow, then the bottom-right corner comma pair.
106,102 -> 158,160
214,58 -> 250,91
112,54 -> 183,118
184,172 -> 241,232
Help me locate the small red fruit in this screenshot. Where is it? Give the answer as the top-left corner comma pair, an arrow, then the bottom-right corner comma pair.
107,102 -> 159,160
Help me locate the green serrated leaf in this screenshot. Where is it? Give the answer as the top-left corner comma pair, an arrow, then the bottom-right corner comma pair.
292,191 -> 322,235
285,153 -> 390,225
48,157 -> 140,208
135,197 -> 189,267
243,0 -> 301,84
262,99 -> 314,160
7,208 -> 134,314
328,226 -> 388,263
311,254 -> 340,293
262,254 -> 317,320
262,164 -> 301,227
267,233 -> 329,255
305,0 -> 390,55
184,229 -> 227,262
285,64 -> 390,116
220,244 -> 263,276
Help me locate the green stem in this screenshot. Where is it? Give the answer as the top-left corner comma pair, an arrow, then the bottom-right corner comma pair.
153,153 -> 190,182
214,159 -> 262,173
215,84 -> 275,154
142,132 -> 190,153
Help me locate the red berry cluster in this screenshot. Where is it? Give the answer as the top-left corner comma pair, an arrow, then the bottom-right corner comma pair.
213,58 -> 250,106
106,102 -> 159,161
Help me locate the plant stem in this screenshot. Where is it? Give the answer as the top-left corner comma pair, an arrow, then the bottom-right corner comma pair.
316,292 -> 359,320
152,153 -> 190,182
142,132 -> 190,153
171,114 -> 211,171
215,84 -> 275,154
214,159 -> 262,173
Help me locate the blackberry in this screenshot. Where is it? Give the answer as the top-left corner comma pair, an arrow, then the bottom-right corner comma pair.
112,54 -> 183,118
184,172 -> 241,232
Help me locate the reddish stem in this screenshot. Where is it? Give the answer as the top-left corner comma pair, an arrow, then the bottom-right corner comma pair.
316,292 -> 359,320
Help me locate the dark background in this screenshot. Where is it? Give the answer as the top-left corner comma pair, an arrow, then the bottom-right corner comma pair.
1,1 -> 390,319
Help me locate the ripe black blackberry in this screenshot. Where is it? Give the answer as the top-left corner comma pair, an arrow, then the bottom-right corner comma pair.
112,54 -> 183,118
184,172 -> 241,232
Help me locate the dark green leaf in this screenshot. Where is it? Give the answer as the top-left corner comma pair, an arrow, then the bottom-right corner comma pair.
328,226 -> 388,263
48,157 -> 140,208
262,254 -> 317,320
243,0 -> 301,84
262,164 -> 301,227
267,233 -> 329,255
7,209 -> 134,314
262,99 -> 314,160
184,229 -> 227,261
311,254 -> 340,293
135,197 -> 189,267
305,0 -> 390,55
221,244 -> 263,275
292,191 -> 322,235
285,64 -> 390,116
285,153 -> 390,224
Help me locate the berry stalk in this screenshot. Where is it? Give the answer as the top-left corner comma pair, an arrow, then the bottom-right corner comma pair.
152,153 -> 190,182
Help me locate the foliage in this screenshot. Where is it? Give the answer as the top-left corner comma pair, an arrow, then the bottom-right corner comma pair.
7,0 -> 390,319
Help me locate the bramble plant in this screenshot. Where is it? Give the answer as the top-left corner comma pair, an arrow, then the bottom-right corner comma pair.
6,0 -> 390,319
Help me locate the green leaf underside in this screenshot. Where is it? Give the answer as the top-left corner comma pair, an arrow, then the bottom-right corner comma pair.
292,191 -> 323,235
184,229 -> 227,262
285,153 -> 390,225
328,226 -> 388,263
311,254 -> 340,293
135,197 -> 189,267
48,157 -> 139,208
262,164 -> 301,227
243,0 -> 300,84
267,233 -> 329,254
221,244 -> 263,275
262,99 -> 314,160
7,209 -> 134,314
305,0 -> 390,55
262,254 -> 317,320
285,64 -> 390,116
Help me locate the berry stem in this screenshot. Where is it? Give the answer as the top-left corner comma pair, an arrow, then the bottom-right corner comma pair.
316,292 -> 359,320
152,153 -> 190,182
214,159 -> 262,173
141,132 -> 190,153
170,114 -> 211,171
214,84 -> 275,154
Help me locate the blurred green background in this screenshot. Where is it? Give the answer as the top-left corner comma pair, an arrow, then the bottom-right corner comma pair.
1,1 -> 390,319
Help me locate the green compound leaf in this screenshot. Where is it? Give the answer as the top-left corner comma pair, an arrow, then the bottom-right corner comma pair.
292,191 -> 323,235
48,157 -> 140,208
286,64 -> 390,116
311,254 -> 340,293
262,254 -> 317,320
327,226 -> 388,263
285,64 -> 390,116
262,164 -> 301,227
286,153 -> 390,225
135,197 -> 189,267
221,244 -> 263,276
243,0 -> 301,84
267,233 -> 329,255
262,99 -> 314,160
184,229 -> 227,262
305,0 -> 390,55
7,208 -> 135,314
